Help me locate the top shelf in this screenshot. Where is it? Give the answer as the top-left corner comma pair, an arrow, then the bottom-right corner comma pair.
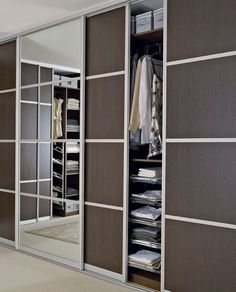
132,28 -> 163,43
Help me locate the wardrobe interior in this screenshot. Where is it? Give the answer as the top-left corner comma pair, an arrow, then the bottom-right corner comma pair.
19,19 -> 82,263
128,0 -> 163,290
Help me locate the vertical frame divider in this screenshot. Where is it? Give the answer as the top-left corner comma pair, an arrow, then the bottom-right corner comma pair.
122,3 -> 130,284
15,36 -> 21,249
37,66 -> 41,222
50,68 -> 54,219
79,15 -> 86,271
161,0 -> 168,291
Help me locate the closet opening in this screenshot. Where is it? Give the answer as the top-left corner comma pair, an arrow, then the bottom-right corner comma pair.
128,0 -> 163,290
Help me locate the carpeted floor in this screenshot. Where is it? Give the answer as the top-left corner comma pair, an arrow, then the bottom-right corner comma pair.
27,222 -> 79,244
0,245 -> 134,292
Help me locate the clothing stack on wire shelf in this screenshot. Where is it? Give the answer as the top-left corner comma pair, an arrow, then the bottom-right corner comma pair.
128,18 -> 163,287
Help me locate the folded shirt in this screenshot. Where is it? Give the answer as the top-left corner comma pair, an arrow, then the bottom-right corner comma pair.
132,190 -> 161,202
131,206 -> 161,221
129,249 -> 161,266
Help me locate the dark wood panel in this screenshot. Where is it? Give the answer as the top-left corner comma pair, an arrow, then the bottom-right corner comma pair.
21,63 -> 38,86
21,143 -> 37,181
39,181 -> 51,196
167,0 -> 236,61
85,143 -> 123,206
0,92 -> 15,140
0,192 -> 15,241
40,85 -> 52,104
0,41 -> 16,90
21,87 -> 38,102
86,7 -> 125,76
39,199 -> 51,217
167,56 -> 236,138
166,143 -> 236,224
40,105 -> 51,140
21,103 -> 38,139
39,143 -> 51,180
86,75 -> 124,139
0,143 -> 15,190
20,182 -> 37,195
20,195 -> 37,221
40,67 -> 52,83
165,219 -> 236,292
85,206 -> 123,273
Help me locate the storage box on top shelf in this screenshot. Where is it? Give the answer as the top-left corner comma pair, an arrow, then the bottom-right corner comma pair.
153,8 -> 164,30
135,11 -> 153,34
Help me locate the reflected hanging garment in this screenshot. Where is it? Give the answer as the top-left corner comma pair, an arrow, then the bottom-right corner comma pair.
148,74 -> 162,158
53,98 -> 63,139
139,56 -> 154,144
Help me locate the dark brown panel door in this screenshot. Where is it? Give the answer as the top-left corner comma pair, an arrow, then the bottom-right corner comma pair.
21,103 -> 38,140
167,0 -> 236,61
166,143 -> 236,224
0,92 -> 15,140
0,143 -> 15,190
85,206 -> 123,273
39,199 -> 51,218
21,63 -> 38,86
165,220 -> 236,292
20,196 -> 37,221
167,56 -> 236,138
86,7 -> 125,76
85,143 -> 123,207
86,76 -> 124,139
21,143 -> 37,181
0,192 -> 15,241
0,41 -> 16,90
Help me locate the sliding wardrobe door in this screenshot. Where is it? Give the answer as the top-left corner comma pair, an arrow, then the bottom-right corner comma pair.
85,6 -> 126,277
0,40 -> 17,242
165,1 -> 236,292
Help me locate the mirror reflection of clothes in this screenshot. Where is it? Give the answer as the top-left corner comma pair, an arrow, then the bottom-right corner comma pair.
53,98 -> 63,139
148,74 -> 162,158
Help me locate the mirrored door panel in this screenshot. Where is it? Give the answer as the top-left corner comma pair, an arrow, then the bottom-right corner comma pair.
19,18 -> 82,265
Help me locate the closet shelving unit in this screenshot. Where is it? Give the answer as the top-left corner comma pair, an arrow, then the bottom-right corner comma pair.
128,5 -> 163,291
53,75 -> 80,217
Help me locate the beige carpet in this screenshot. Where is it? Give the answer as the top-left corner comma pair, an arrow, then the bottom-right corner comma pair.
27,222 -> 79,244
0,245 -> 135,292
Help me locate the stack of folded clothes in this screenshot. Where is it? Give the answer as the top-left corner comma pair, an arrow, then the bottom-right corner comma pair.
130,206 -> 161,227
131,226 -> 161,249
67,187 -> 79,197
67,142 -> 80,153
67,119 -> 80,132
131,190 -> 161,206
131,167 -> 162,183
67,160 -> 79,173
129,250 -> 161,273
67,98 -> 80,110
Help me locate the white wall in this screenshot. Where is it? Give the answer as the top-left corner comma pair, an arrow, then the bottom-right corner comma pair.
21,18 -> 81,71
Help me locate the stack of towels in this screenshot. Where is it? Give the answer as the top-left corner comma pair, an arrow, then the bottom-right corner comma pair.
67,142 -> 80,153
138,168 -> 162,182
67,160 -> 79,173
129,250 -> 161,273
131,226 -> 161,249
67,98 -> 80,110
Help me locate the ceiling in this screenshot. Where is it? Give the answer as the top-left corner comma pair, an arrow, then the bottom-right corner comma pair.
0,0 -> 107,37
